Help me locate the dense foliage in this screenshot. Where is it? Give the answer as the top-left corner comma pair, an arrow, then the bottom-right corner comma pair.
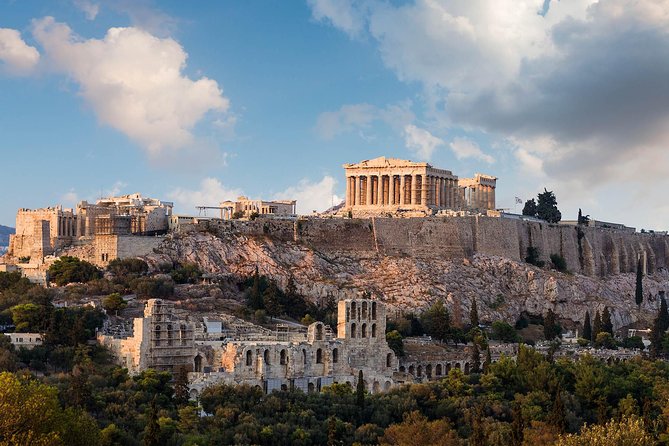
48,256 -> 102,286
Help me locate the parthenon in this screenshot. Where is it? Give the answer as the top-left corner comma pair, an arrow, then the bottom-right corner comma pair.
343,157 -> 497,214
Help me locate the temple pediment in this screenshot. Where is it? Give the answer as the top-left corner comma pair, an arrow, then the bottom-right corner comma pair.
343,157 -> 430,169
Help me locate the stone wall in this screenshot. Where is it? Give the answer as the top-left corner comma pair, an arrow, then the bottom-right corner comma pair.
200,216 -> 669,278
92,235 -> 165,267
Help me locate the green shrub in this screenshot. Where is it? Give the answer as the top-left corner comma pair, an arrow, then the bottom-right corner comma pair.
48,256 -> 102,286
525,247 -> 545,267
550,253 -> 568,272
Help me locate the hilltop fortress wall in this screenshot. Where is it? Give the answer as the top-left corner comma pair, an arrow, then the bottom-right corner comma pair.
201,216 -> 669,278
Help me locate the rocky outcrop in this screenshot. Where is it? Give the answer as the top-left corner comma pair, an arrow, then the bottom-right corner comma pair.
145,228 -> 669,330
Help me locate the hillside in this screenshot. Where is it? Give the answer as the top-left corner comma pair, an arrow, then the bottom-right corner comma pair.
145,219 -> 669,331
0,225 -> 14,254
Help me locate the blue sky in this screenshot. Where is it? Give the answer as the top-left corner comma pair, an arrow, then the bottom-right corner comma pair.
1,0 -> 668,230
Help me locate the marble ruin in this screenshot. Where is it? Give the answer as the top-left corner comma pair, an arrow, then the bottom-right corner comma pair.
343,157 -> 497,215
219,196 -> 297,220
100,297 -> 403,397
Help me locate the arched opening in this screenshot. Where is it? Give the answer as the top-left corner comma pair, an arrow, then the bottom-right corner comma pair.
351,323 -> 357,338
351,301 -> 357,319
426,364 -> 432,379
464,363 -> 470,374
371,324 -> 377,338
362,323 -> 367,338
332,348 -> 339,363
302,349 -> 307,364
446,363 -> 452,372
189,389 -> 199,400
180,324 -> 188,345
316,348 -> 323,364
246,350 -> 253,366
384,381 -> 391,391
280,349 -> 287,365
373,381 -> 380,393
264,349 -> 270,364
316,324 -> 323,341
167,324 -> 173,346
409,365 -> 415,375
308,382 -> 315,393
281,384 -> 288,391
372,302 -> 377,320
154,325 -> 161,346
454,363 -> 460,370
386,353 -> 393,368
417,365 -> 423,377
399,366 -> 406,373
436,364 -> 443,376
194,354 -> 203,373
362,301 -> 368,319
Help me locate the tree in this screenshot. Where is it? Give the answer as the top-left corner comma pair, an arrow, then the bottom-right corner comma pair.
470,298 -> 479,329
577,208 -> 590,226
173,365 -> 190,406
650,309 -> 665,359
536,188 -> 562,223
263,281 -> 283,317
548,388 -> 567,434
420,299 -> 451,342
550,253 -> 568,272
379,411 -> 460,446
544,309 -> 561,340
511,402 -> 524,446
48,256 -> 102,286
484,345 -> 492,373
143,399 -> 161,446
247,267 -> 264,311
522,199 -> 538,217
660,295 -> 669,332
491,321 -> 519,343
170,263 -> 202,284
102,293 -> 127,315
635,258 -> 643,308
470,342 -> 481,374
107,258 -> 148,279
601,307 -> 613,335
592,310 -> 602,341
555,416 -> 652,446
386,330 -> 405,357
583,311 -> 592,342
356,370 -> 365,411
595,332 -> 616,349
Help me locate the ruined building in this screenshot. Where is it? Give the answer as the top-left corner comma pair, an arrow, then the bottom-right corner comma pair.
219,196 -> 297,220
99,298 -> 402,397
343,157 -> 497,215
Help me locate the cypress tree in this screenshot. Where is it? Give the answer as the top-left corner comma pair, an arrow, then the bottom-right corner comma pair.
483,345 -> 492,373
592,310 -> 602,340
636,258 -> 644,308
471,342 -> 481,373
602,307 -> 613,335
470,298 -> 479,329
650,307 -> 666,359
548,388 -> 566,434
583,310 -> 592,341
356,370 -> 365,410
511,402 -> 524,446
143,399 -> 161,446
544,309 -> 560,340
659,296 -> 669,332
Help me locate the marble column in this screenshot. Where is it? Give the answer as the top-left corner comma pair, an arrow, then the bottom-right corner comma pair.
399,175 -> 405,206
365,175 -> 372,206
356,176 -> 363,206
388,175 -> 395,206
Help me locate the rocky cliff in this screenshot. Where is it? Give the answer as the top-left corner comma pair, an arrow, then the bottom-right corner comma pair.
145,217 -> 669,331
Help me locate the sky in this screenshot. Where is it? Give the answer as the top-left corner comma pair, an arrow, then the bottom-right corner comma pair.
1,0 -> 668,230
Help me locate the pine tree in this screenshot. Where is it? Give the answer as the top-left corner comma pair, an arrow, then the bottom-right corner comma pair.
578,208 -> 582,224
635,258 -> 644,308
483,345 -> 492,373
143,399 -> 161,446
247,266 -> 264,310
602,307 -> 613,335
522,199 -> 538,217
536,188 -> 562,223
547,387 -> 567,434
470,298 -> 479,329
173,365 -> 190,406
583,310 -> 592,342
470,405 -> 486,446
511,402 -> 524,446
659,296 -> 669,332
593,310 -> 602,341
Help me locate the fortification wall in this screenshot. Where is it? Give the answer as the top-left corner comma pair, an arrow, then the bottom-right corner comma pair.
201,216 -> 669,278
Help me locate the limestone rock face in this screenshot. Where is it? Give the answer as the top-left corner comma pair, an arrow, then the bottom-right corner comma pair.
145,230 -> 669,330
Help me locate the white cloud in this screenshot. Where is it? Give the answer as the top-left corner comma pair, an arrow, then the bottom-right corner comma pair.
61,189 -> 79,207
274,176 -> 342,214
74,0 -> 100,20
168,178 -> 243,214
403,124 -> 444,161
32,17 -> 230,159
0,28 -> 40,75
449,137 -> 494,164
315,101 -> 415,139
307,0 -> 368,37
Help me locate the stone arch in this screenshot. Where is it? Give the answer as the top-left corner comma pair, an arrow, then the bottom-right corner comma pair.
384,381 -> 391,391
154,325 -> 161,346
399,365 -> 406,373
308,382 -> 315,393
417,365 -> 423,377
408,365 -> 415,375
351,301 -> 357,319
386,352 -> 393,368
362,323 -> 367,338
372,302 -> 377,320
446,363 -> 451,372
351,323 -> 357,338
332,348 -> 339,363
194,354 -> 203,373
316,348 -> 323,364
454,363 -> 461,370
281,384 -> 288,391
316,324 -> 323,341
464,363 -> 470,374
436,364 -> 442,376
426,364 -> 432,379
302,349 -> 307,364
362,301 -> 368,319
373,381 -> 380,393
189,388 -> 199,400
371,323 -> 377,338
246,350 -> 253,366
264,349 -> 270,364
280,349 -> 287,365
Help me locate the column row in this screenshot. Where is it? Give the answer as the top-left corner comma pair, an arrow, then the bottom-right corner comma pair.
346,174 -> 460,208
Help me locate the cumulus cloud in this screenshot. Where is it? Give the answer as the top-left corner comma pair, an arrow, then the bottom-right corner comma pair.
32,17 -> 230,159
449,137 -> 494,164
403,125 -> 444,160
315,101 -> 414,140
307,0 -> 369,37
0,28 -> 40,75
73,0 -> 100,20
168,178 -> 243,214
274,176 -> 342,214
309,0 -> 669,227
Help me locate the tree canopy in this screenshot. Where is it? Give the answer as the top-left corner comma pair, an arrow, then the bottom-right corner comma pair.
537,189 -> 562,223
